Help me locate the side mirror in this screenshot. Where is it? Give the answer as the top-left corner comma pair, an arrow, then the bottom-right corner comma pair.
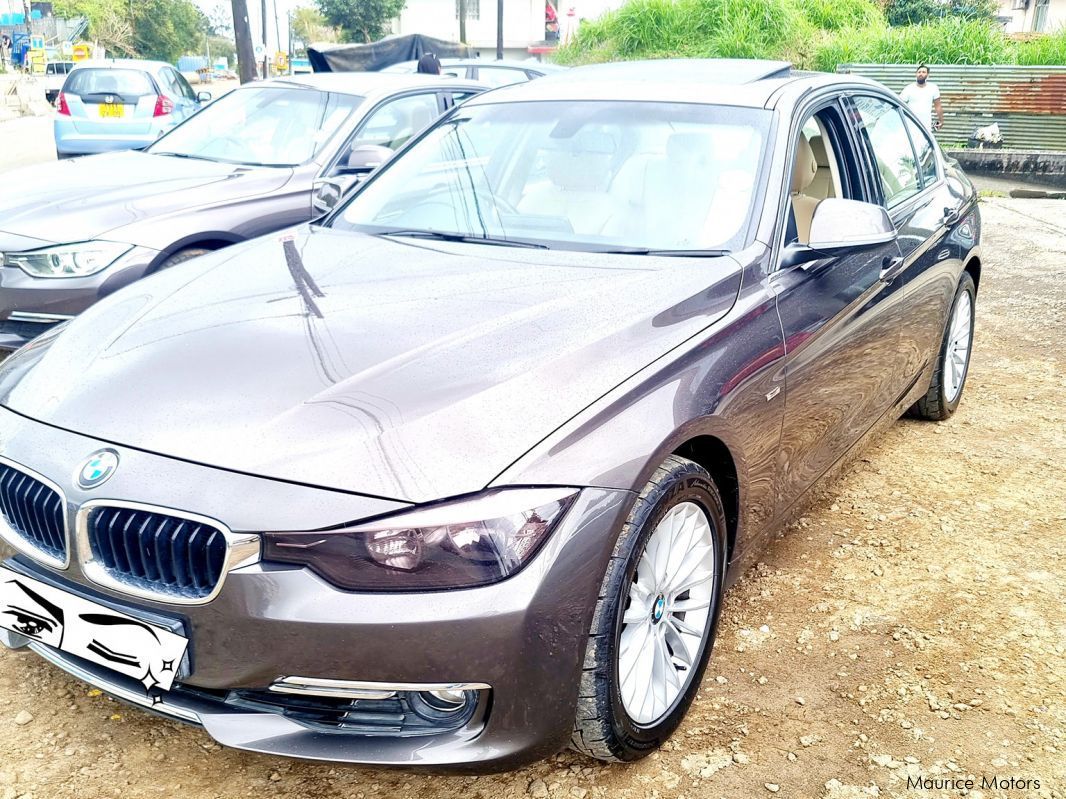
782,198 -> 897,268
312,176 -> 360,216
196,91 -> 212,102
339,144 -> 394,176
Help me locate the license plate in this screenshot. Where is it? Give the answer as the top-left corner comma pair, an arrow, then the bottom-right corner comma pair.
98,103 -> 124,118
0,567 -> 187,691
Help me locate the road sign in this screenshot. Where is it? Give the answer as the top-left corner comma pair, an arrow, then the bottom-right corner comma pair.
253,42 -> 266,59
29,36 -> 44,50
72,43 -> 91,61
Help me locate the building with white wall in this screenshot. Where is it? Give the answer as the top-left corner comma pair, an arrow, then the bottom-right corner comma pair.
997,0 -> 1066,32
393,0 -> 622,60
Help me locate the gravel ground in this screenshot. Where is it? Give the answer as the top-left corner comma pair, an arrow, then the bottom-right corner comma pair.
0,198 -> 1063,799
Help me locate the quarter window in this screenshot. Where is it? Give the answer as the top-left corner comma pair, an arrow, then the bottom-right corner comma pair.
903,115 -> 938,188
852,96 -> 920,208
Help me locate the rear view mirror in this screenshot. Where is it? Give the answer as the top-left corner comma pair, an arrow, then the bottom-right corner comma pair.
808,198 -> 896,250
339,144 -> 394,176
782,198 -> 897,268
312,176 -> 360,216
197,91 -> 212,102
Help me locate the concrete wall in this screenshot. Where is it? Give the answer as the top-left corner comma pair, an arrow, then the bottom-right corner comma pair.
949,148 -> 1066,188
997,0 -> 1066,33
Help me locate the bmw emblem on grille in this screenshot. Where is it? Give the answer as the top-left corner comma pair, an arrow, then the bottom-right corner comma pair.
78,450 -> 119,489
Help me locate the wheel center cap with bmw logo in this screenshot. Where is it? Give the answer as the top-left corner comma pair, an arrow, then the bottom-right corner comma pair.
77,450 -> 119,489
652,594 -> 666,623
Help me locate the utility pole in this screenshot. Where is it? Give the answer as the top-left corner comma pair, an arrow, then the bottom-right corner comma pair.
261,0 -> 269,79
496,0 -> 503,59
231,0 -> 256,83
458,0 -> 467,44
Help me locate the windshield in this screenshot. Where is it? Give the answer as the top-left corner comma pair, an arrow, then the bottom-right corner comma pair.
334,100 -> 771,252
148,86 -> 363,167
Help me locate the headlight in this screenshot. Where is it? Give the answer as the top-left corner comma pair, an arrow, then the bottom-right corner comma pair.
263,488 -> 578,591
3,241 -> 132,278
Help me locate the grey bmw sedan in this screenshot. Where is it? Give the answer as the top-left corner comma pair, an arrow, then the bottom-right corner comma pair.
0,72 -> 482,349
0,60 -> 980,770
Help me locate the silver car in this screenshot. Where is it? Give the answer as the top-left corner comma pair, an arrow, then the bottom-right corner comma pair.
53,59 -> 208,158
1,72 -> 483,349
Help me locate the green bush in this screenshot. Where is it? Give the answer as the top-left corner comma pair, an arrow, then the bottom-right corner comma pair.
555,0 -> 812,64
1014,28 -> 1066,65
811,17 -> 1016,69
870,18 -> 1014,64
799,0 -> 884,31
556,0 -> 1066,69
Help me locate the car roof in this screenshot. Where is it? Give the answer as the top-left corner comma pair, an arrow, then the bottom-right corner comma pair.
461,59 -> 875,109
384,58 -> 564,74
441,58 -> 566,73
70,59 -> 173,73
262,71 -> 485,97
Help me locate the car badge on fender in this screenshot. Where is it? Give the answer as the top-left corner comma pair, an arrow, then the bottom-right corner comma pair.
77,450 -> 119,489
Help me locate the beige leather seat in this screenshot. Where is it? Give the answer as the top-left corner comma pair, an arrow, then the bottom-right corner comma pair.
790,135 -> 821,245
807,135 -> 835,199
517,135 -> 619,236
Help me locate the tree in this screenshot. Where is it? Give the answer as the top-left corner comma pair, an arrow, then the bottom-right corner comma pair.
54,0 -> 209,61
130,0 -> 209,62
53,0 -> 135,56
206,2 -> 234,36
885,0 -> 997,26
291,5 -> 339,47
315,0 -> 407,43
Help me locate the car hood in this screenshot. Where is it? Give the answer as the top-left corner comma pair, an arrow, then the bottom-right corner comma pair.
0,226 -> 741,504
0,151 -> 292,246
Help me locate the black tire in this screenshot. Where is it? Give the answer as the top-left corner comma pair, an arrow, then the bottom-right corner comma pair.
910,272 -> 976,421
571,455 -> 727,762
155,247 -> 212,272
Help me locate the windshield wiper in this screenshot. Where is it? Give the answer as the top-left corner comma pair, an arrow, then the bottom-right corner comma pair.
150,151 -> 218,162
590,247 -> 732,257
376,230 -> 549,249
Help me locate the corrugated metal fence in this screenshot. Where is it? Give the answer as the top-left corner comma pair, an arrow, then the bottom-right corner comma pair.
836,64 -> 1066,151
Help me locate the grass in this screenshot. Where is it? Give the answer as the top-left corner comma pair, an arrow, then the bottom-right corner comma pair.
798,0 -> 884,31
555,0 -> 814,64
1014,28 -> 1066,65
556,0 -> 1066,70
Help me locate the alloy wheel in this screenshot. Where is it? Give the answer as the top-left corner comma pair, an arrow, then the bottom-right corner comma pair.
945,291 -> 972,403
618,501 -> 717,725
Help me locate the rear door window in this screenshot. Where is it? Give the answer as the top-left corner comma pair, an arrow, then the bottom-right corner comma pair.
65,69 -> 156,100
850,95 -> 921,209
475,67 -> 529,88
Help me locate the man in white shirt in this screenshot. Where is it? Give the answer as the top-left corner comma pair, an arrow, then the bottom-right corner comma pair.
899,64 -> 944,131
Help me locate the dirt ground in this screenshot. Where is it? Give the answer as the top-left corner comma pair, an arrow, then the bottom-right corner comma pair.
0,199 -> 1062,799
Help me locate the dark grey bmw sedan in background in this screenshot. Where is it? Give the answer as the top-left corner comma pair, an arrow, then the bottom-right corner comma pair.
0,60 -> 980,770
0,72 -> 482,349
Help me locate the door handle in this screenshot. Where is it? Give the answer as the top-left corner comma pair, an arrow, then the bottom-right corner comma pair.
880,255 -> 905,284
942,205 -> 962,226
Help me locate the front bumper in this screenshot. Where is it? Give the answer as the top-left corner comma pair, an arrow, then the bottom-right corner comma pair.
0,408 -> 633,769
0,245 -> 160,350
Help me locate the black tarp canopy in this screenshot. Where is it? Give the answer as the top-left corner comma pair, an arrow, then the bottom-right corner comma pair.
308,34 -> 473,73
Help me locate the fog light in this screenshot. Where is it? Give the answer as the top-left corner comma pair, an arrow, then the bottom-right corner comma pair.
420,688 -> 470,712
407,690 -> 475,720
